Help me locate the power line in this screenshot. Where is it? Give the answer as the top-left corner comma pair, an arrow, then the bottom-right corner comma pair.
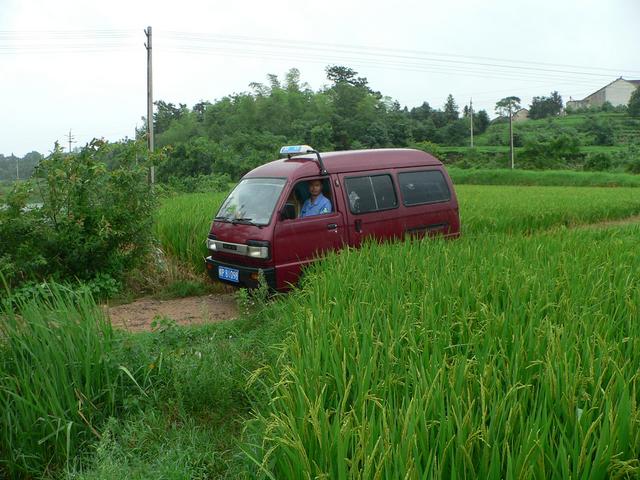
1,28 -> 638,77
162,31 -> 640,76
164,45 -> 608,86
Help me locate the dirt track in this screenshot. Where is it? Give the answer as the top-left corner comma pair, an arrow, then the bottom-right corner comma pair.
107,294 -> 238,332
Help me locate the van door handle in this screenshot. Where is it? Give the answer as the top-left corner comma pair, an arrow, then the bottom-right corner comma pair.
355,219 -> 362,233
327,223 -> 338,230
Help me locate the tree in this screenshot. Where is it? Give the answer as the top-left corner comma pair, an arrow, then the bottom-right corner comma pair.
324,65 -> 380,149
495,96 -> 521,118
410,102 -> 433,121
474,110 -> 490,134
629,87 -> 640,117
154,101 -> 187,134
325,65 -> 370,89
443,94 -> 459,123
529,91 -> 563,119
495,96 -> 521,169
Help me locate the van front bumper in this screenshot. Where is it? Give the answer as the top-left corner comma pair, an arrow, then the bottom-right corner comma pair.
205,256 -> 276,289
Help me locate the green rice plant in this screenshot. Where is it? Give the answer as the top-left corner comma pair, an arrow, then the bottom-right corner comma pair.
449,167 -> 640,188
155,186 -> 640,276
458,184 -> 640,235
154,191 -> 228,272
0,284 -> 128,478
247,226 -> 640,479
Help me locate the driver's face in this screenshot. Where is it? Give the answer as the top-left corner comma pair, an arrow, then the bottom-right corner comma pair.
309,180 -> 323,198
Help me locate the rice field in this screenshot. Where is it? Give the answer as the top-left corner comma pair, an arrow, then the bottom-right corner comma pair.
4,178 -> 640,478
459,185 -> 640,234
154,191 -> 228,271
151,181 -> 640,478
248,226 -> 640,479
0,285 -> 132,478
448,167 -> 640,188
154,184 -> 640,271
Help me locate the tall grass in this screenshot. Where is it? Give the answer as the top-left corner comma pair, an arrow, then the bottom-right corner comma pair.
155,186 -> 640,273
247,226 -> 640,478
449,167 -> 640,188
458,184 -> 640,234
0,284 -> 127,478
154,191 -> 228,271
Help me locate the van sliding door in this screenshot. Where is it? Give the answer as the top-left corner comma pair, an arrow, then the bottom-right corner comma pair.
340,172 -> 401,247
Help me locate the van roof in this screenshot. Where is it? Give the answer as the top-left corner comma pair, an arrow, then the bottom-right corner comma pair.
244,148 -> 442,179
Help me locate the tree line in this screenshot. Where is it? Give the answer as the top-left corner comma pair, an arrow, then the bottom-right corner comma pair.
148,66 -> 490,180
5,65 -> 639,182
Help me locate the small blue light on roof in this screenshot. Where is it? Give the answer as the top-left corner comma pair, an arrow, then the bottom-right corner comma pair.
280,145 -> 313,156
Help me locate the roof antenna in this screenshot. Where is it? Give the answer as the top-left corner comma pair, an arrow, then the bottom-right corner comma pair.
307,149 -> 328,176
279,145 -> 328,175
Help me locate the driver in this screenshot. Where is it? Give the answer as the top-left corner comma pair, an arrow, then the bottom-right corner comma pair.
300,179 -> 332,218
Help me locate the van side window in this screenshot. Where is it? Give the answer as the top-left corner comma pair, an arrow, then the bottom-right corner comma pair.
345,174 -> 397,214
398,170 -> 451,206
283,178 -> 333,220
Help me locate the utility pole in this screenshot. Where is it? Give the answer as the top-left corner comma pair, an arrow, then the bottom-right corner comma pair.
469,98 -> 474,148
67,129 -> 76,153
144,26 -> 155,184
509,106 -> 515,169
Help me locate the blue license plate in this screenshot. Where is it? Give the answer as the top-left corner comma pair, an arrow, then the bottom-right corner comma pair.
218,266 -> 239,283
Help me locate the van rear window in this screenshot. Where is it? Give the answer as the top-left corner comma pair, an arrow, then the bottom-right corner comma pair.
398,170 -> 451,205
345,175 -> 397,214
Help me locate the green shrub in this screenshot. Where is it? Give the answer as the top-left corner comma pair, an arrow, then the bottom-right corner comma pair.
584,152 -> 612,171
411,140 -> 443,158
521,130 -> 583,168
582,116 -> 615,146
0,140 -> 156,289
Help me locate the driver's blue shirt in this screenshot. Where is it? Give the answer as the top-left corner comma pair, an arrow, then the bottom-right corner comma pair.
300,193 -> 332,218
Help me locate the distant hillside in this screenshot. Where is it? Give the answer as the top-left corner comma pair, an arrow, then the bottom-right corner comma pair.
474,112 -> 640,147
432,111 -> 640,172
0,152 -> 42,182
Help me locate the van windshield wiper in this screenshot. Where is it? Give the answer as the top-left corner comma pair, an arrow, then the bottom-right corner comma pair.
231,217 -> 256,225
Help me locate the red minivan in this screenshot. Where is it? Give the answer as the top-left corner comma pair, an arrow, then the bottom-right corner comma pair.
205,147 -> 460,290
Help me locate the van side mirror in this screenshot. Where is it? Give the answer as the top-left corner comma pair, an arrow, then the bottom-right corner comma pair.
280,203 -> 297,220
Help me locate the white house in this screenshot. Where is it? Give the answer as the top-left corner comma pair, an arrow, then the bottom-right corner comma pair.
566,77 -> 640,110
512,108 -> 530,122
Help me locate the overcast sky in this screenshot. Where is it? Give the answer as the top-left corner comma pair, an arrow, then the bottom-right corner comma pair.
2,0 -> 639,157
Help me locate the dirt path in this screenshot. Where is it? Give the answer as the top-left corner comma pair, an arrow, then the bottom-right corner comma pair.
575,214 -> 640,230
107,294 -> 238,332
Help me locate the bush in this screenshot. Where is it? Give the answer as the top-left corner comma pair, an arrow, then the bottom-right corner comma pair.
411,141 -> 442,158
521,131 -> 583,169
624,144 -> 640,174
582,116 -> 615,146
629,87 -> 640,118
0,140 -> 156,289
584,152 -> 612,171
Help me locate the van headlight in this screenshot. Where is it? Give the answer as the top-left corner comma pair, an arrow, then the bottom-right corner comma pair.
207,238 -> 217,250
247,246 -> 269,259
246,240 -> 270,259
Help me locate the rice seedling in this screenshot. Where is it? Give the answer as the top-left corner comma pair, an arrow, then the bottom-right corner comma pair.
247,225 -> 640,479
0,284 -> 131,478
448,167 -> 640,188
154,186 -> 640,275
154,191 -> 228,272
458,184 -> 640,234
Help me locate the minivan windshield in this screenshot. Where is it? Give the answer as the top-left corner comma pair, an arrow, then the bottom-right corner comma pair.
215,178 -> 286,226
